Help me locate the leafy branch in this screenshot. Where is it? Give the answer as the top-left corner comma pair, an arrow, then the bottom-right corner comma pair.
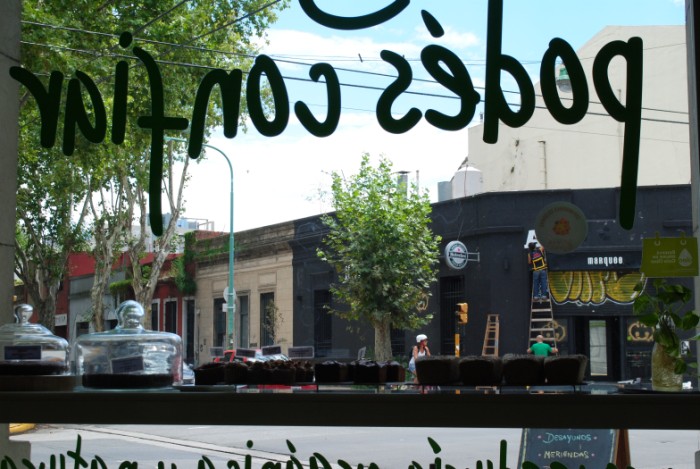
633,279 -> 700,374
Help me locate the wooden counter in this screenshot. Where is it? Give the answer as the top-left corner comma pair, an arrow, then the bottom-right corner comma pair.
1,388 -> 699,429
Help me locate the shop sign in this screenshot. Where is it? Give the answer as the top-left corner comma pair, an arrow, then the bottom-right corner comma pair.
7,0 -> 646,236
54,313 -> 67,327
547,251 -> 642,271
444,240 -> 469,270
534,202 -> 588,254
641,235 -> 699,277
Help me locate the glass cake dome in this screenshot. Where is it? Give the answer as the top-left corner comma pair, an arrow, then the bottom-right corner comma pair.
0,303 -> 70,375
75,300 -> 183,388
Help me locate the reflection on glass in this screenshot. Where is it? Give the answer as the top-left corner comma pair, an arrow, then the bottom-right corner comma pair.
590,320 -> 608,376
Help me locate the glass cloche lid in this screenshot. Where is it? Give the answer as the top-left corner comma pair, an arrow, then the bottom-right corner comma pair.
0,303 -> 70,375
75,300 -> 183,388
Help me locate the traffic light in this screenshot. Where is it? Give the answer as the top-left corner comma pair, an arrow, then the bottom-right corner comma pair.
456,302 -> 468,324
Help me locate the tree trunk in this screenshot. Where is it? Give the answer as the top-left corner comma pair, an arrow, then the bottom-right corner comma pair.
90,226 -> 108,332
15,162 -> 91,332
37,281 -> 59,330
90,253 -> 114,333
17,260 -> 63,331
127,142 -> 190,330
374,314 -> 393,362
87,176 -> 129,332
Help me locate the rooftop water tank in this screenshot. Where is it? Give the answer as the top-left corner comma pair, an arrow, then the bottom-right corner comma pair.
451,166 -> 483,199
437,181 -> 452,202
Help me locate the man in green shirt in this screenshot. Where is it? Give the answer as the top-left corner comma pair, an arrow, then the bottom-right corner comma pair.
527,335 -> 558,356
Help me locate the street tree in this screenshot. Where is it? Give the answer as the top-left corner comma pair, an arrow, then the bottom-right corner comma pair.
317,154 -> 441,362
16,0 -> 288,330
124,140 -> 192,323
14,145 -> 90,328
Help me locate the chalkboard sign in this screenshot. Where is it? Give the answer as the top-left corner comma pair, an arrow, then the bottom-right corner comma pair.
519,428 -> 622,468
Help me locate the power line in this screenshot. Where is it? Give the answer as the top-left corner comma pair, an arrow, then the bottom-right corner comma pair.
20,38 -> 690,125
21,20 -> 690,119
22,18 -> 686,65
21,21 -> 258,59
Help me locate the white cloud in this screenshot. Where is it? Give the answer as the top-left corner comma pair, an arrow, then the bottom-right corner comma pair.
183,114 -> 471,232
415,25 -> 481,50
180,21 -> 482,232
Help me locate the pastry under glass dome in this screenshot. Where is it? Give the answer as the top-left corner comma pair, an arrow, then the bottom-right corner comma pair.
0,304 -> 70,375
75,300 -> 182,388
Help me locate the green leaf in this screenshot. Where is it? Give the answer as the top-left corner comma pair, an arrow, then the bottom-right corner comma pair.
637,313 -> 659,328
681,313 -> 700,330
674,359 -> 687,375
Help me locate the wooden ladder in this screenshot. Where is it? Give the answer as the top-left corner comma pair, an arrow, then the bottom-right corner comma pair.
529,291 -> 557,348
481,314 -> 500,356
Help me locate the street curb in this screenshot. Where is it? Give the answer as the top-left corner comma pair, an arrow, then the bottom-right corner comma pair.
9,423 -> 36,435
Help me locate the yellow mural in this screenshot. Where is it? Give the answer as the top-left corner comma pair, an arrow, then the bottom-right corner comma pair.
544,319 -> 567,343
627,320 -> 654,342
549,271 -> 646,305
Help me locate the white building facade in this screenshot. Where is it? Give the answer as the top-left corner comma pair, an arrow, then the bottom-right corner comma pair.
454,26 -> 689,195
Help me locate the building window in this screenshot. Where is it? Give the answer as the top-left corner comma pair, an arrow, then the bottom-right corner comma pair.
213,297 -> 226,348
313,289 -> 332,357
165,300 -> 177,334
390,326 -> 405,359
151,301 -> 159,330
238,295 -> 250,348
76,321 -> 90,337
260,292 -> 275,346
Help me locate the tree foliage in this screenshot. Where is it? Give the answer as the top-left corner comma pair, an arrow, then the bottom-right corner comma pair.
633,279 -> 700,374
16,0 -> 288,329
317,154 -> 441,361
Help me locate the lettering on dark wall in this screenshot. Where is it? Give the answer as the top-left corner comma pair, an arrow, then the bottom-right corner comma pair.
8,0 -> 644,235
588,256 -> 625,266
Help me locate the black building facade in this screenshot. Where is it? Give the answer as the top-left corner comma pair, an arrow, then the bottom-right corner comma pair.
292,185 -> 692,381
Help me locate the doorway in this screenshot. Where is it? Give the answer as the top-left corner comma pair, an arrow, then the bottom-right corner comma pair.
574,317 -> 621,381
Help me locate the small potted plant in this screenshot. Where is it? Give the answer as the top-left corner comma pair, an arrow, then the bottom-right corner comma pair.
633,279 -> 699,391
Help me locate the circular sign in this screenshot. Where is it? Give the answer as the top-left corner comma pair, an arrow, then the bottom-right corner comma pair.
445,240 -> 469,270
534,202 -> 588,254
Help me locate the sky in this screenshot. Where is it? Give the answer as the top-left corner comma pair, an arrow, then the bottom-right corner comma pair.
180,0 -> 686,232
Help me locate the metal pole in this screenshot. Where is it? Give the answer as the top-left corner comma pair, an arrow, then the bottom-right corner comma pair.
164,137 -> 236,349
202,143 -> 236,350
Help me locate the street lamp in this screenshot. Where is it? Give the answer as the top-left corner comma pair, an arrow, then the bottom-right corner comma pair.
556,65 -> 572,93
164,136 -> 236,350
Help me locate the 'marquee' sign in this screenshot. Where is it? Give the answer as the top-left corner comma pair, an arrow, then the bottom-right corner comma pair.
8,0 -> 643,236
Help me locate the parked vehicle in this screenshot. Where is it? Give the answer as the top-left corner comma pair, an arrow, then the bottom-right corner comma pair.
213,349 -> 289,363
182,363 -> 195,385
212,350 -> 237,363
